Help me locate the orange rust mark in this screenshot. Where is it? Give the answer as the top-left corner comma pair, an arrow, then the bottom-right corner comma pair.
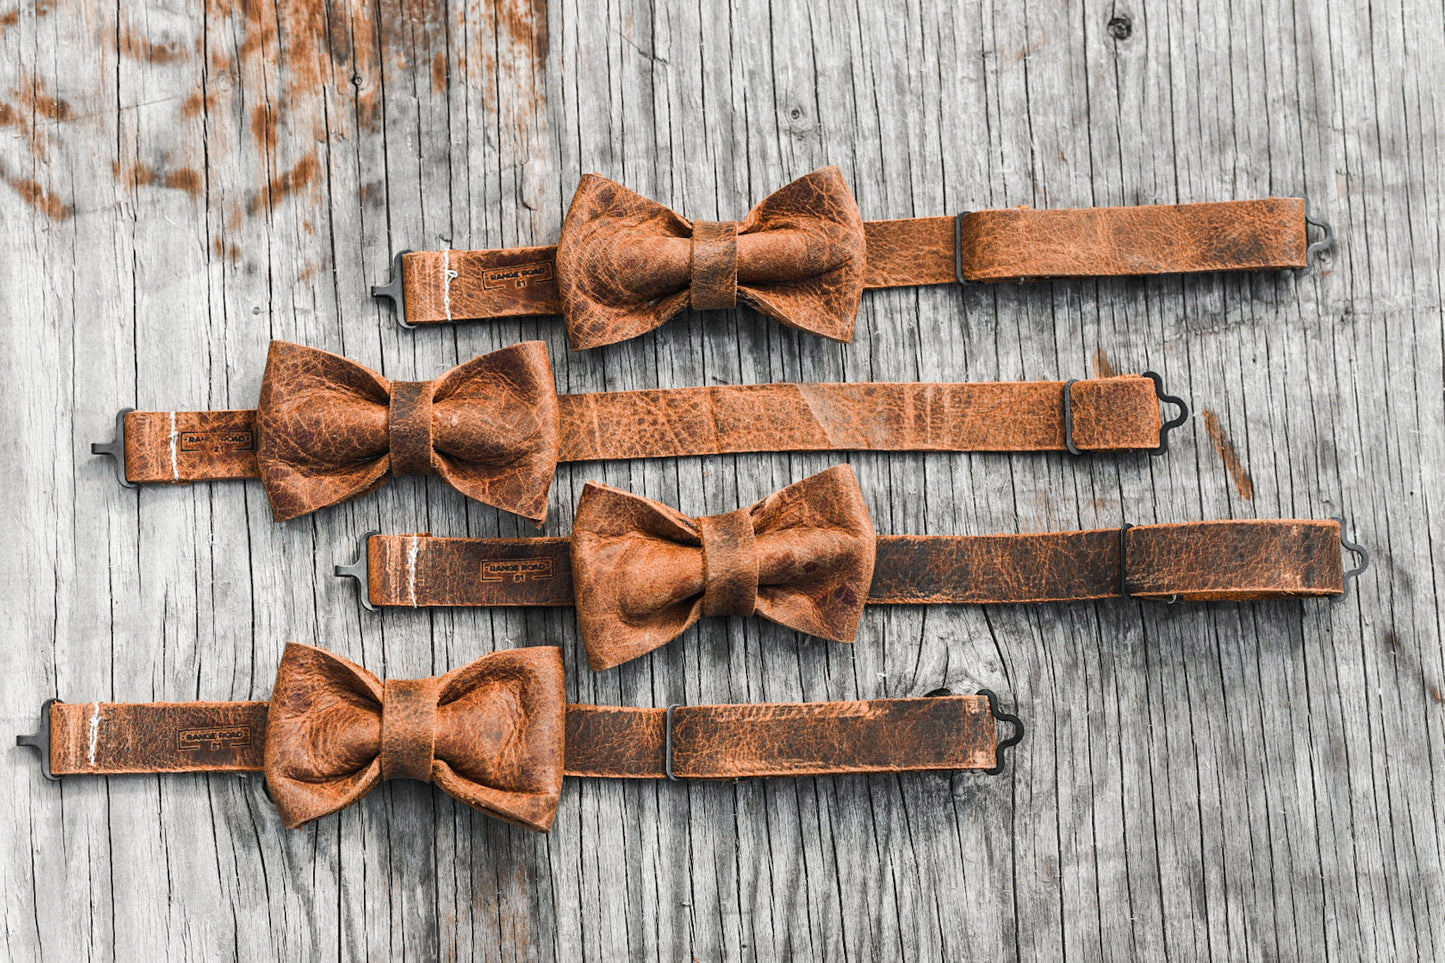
251,104 -> 278,153
1092,349 -> 1116,378
20,88 -> 71,121
180,90 -> 216,118
0,10 -> 17,28
0,103 -> 14,126
1200,409 -> 1255,500
212,236 -> 241,262
6,175 -> 72,219
247,153 -> 319,214
117,162 -> 203,196
432,51 -> 447,92
499,0 -> 550,66
120,21 -> 188,64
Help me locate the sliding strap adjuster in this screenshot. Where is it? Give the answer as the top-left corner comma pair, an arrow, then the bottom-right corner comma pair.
91,408 -> 137,489
372,250 -> 415,329
16,698 -> 59,782
954,212 -> 973,285
1332,516 -> 1370,604
334,530 -> 381,612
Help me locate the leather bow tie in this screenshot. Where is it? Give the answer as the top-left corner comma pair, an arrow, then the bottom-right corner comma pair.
255,340 -> 560,522
555,166 -> 866,349
570,465 -> 877,670
264,643 -> 566,831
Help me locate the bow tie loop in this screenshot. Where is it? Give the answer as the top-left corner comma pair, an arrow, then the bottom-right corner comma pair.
570,465 -> 877,670
255,340 -> 560,523
556,166 -> 866,349
264,643 -> 566,831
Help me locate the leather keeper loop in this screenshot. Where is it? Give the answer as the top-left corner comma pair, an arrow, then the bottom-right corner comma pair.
690,220 -> 739,310
388,380 -> 437,477
698,507 -> 759,617
379,678 -> 438,782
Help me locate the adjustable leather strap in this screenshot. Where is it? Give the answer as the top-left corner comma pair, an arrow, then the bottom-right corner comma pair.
40,695 -> 999,779
395,198 -> 1308,325
101,376 -> 1168,485
357,520 -> 1345,608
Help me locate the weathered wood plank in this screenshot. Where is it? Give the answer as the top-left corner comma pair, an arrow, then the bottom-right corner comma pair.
2,0 -> 1442,959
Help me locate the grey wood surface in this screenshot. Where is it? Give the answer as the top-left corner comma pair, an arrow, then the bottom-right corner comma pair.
1,0 -> 1438,959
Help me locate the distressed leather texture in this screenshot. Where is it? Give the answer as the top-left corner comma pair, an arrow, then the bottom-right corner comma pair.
957,198 -> 1308,281
255,340 -> 560,523
555,166 -> 866,349
563,697 -> 997,778
112,345 -> 1170,508
570,465 -> 877,670
398,169 -> 1307,345
263,643 -> 566,831
42,664 -> 1007,824
557,377 -> 1163,460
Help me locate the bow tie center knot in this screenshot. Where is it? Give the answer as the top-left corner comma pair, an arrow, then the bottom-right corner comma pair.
698,506 -> 759,617
389,380 -> 438,477
380,677 -> 440,782
690,220 -> 739,310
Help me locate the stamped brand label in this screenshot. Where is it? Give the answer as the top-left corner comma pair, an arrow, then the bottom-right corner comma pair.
482,260 -> 555,290
180,431 -> 255,453
178,726 -> 252,752
481,558 -> 555,583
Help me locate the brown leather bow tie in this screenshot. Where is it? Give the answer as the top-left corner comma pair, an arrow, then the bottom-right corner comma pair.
255,340 -> 560,522
570,465 -> 877,670
264,643 -> 566,831
554,166 -> 865,348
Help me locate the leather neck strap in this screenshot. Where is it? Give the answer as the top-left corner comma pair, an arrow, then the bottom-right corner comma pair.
38,694 -> 1004,780
105,375 -> 1172,486
392,198 -> 1309,326
352,519 -> 1346,609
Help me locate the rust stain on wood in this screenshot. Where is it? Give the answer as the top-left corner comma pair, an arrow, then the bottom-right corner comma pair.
4,173 -> 72,219
1200,409 -> 1255,499
1092,349 -> 1116,378
20,87 -> 71,121
432,51 -> 447,92
499,0 -> 550,66
114,161 -> 203,196
120,20 -> 187,64
252,104 -> 278,153
247,153 -> 320,214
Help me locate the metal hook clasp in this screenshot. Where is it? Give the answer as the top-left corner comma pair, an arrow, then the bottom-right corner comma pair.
91,408 -> 137,489
1063,373 -> 1188,456
1298,212 -> 1334,277
372,250 -> 415,329
1331,516 -> 1370,603
925,687 -> 1024,778
333,530 -> 381,612
17,699 -> 60,782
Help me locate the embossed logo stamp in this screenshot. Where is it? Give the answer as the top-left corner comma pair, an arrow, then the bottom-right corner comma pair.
482,260 -> 555,290
180,431 -> 255,453
178,726 -> 251,752
481,558 -> 555,583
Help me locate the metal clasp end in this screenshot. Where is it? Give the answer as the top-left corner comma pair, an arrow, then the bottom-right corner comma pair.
17,698 -> 60,782
372,250 -> 415,329
91,408 -> 137,489
1299,211 -> 1334,277
976,689 -> 1024,775
1331,516 -> 1370,604
1142,371 -> 1190,456
333,530 -> 381,612
954,212 -> 973,285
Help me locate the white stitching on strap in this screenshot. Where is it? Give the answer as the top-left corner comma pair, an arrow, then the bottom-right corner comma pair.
168,412 -> 180,482
442,248 -> 459,322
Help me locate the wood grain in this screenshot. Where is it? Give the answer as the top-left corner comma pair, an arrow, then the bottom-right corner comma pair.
2,0 -> 1439,959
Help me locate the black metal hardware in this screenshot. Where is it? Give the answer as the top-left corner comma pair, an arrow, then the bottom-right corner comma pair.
17,699 -> 60,782
91,408 -> 137,489
1332,516 -> 1370,604
1143,371 -> 1189,456
333,530 -> 382,612
372,250 -> 415,329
